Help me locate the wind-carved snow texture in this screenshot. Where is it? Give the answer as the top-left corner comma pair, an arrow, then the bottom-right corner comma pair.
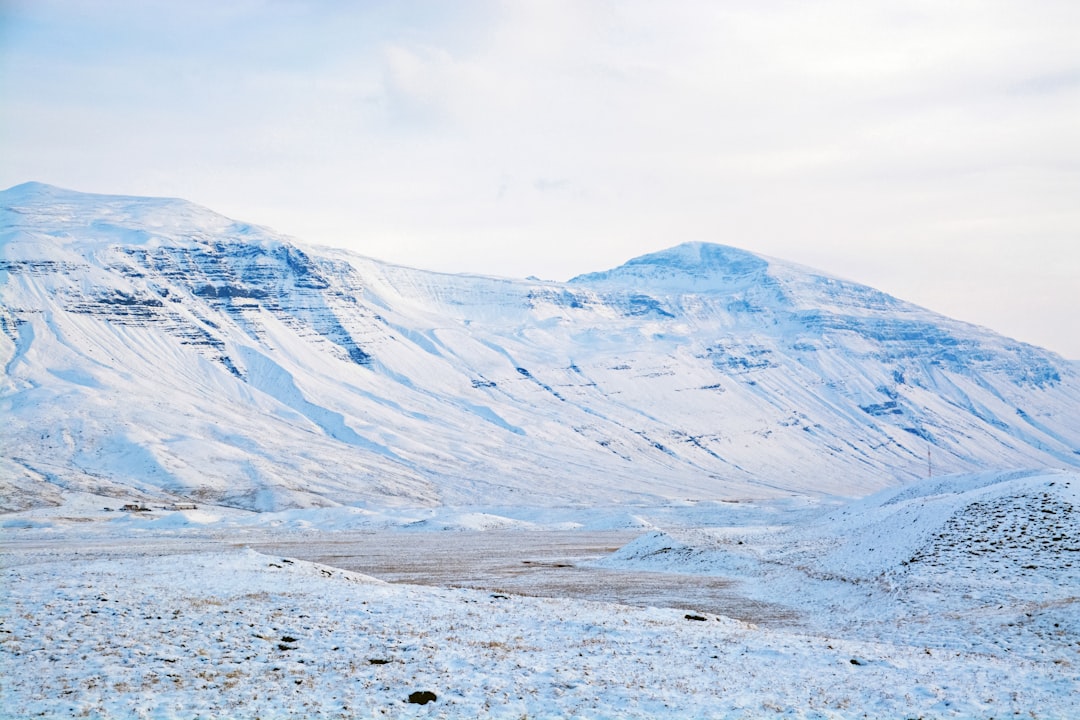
2,182 -> 1080,510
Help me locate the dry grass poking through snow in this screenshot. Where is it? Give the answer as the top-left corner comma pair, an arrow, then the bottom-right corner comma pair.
1,546 -> 1075,719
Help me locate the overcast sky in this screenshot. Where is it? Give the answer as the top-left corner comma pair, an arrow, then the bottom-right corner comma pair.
3,0 -> 1078,357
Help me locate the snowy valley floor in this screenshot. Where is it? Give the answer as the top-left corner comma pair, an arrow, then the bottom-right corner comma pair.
2,469 -> 1078,718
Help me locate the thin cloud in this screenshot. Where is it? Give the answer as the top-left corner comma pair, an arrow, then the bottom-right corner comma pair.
1,0 -> 1078,356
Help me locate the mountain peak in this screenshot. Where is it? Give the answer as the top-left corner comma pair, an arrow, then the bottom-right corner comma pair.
622,242 -> 767,275
1,182 -> 274,251
569,242 -> 769,291
1,181 -> 77,202
2,181 -> 190,212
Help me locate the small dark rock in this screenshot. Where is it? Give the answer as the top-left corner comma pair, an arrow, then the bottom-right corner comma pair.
407,691 -> 437,705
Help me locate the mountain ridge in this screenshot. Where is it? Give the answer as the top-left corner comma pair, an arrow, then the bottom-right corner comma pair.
2,183 -> 1078,511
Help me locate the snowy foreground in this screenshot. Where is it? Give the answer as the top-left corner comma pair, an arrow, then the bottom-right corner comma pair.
2,470 -> 1078,718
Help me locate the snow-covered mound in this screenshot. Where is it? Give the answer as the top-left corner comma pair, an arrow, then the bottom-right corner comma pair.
599,469 -> 1080,669
3,182 -> 1080,511
604,469 -> 1080,582
809,469 -> 1080,580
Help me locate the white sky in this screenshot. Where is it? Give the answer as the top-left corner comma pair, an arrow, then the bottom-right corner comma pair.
2,0 -> 1078,357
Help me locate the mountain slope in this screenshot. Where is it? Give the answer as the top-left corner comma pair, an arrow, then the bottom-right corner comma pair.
2,183 -> 1078,511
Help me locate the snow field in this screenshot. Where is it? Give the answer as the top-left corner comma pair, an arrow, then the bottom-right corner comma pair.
1,545 -> 1075,719
2,470 -> 1077,718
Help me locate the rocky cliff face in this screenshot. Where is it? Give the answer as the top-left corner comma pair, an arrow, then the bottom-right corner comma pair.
2,183 -> 1078,511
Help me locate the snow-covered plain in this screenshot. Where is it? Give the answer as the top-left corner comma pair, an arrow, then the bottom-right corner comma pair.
3,470 -> 1077,718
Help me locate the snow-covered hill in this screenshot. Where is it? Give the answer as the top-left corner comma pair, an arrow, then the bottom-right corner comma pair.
597,469 -> 1080,665
3,182 -> 1079,511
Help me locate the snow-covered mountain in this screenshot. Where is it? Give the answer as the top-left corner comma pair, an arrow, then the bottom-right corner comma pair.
2,182 -> 1078,511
